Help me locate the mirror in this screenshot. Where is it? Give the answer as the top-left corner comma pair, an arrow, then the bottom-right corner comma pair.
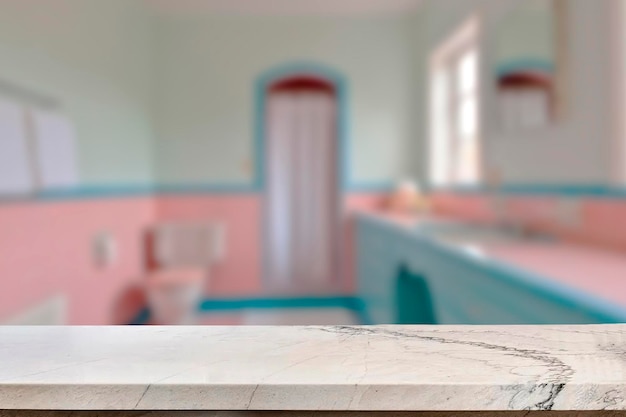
494,0 -> 568,132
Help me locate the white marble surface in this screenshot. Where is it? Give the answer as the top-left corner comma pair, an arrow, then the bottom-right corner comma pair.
0,325 -> 625,411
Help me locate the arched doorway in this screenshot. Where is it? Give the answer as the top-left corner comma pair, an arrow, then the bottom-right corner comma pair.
261,70 -> 342,293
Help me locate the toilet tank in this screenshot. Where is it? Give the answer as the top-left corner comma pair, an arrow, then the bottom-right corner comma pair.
151,222 -> 225,268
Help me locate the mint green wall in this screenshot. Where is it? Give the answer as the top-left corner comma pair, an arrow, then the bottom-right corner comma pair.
416,0 -> 614,186
153,15 -> 416,188
0,0 -> 156,187
0,4 -> 419,191
494,0 -> 556,69
3,1 -> 612,191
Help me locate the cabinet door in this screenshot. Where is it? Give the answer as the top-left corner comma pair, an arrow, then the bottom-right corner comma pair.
416,241 -> 613,324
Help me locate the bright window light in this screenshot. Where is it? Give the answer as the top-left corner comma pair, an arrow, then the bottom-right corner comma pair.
429,16 -> 481,188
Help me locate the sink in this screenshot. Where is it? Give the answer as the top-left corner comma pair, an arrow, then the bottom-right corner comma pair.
415,219 -> 555,246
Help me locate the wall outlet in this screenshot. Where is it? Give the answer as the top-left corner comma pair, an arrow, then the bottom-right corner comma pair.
92,231 -> 118,269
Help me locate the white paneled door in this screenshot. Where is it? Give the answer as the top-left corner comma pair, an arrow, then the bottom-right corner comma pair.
265,90 -> 338,292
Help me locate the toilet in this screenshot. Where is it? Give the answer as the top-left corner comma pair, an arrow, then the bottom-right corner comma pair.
145,222 -> 224,325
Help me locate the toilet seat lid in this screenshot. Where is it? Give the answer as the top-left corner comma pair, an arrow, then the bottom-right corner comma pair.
147,267 -> 206,288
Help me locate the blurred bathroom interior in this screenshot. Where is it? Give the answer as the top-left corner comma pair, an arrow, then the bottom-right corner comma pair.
2,0 -> 626,326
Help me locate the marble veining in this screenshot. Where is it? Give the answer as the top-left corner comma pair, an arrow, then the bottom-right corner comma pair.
0,325 -> 624,411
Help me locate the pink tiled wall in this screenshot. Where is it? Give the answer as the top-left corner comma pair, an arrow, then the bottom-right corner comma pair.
579,199 -> 626,251
432,192 -> 626,253
5,189 -> 625,325
431,192 -> 495,223
0,197 -> 155,325
154,192 -> 389,296
0,190 -> 388,324
155,194 -> 263,296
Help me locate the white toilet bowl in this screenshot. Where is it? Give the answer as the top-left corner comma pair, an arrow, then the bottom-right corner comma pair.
146,268 -> 206,325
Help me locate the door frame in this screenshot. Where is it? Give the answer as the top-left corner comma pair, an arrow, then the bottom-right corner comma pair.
254,62 -> 349,293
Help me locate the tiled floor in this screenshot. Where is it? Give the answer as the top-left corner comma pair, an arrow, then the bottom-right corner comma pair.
197,307 -> 359,325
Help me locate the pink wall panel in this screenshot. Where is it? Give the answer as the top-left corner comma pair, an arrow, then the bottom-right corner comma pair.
0,197 -> 155,324
580,199 -> 626,251
0,188 -> 433,325
431,192 -> 626,253
155,194 -> 263,296
431,192 -> 495,222
6,189 -> 626,325
505,196 -> 558,226
344,193 -> 388,214
154,192 -> 388,297
0,191 -> 389,325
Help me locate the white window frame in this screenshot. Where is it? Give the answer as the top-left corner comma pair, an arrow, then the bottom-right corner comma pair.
428,15 -> 482,188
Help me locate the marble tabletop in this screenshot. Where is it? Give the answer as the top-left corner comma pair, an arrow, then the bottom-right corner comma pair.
0,325 -> 625,411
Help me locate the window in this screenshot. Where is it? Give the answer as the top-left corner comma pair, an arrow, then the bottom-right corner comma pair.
429,16 -> 481,187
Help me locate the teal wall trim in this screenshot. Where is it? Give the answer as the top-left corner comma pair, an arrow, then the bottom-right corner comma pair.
431,183 -> 626,199
5,181 -> 626,203
254,61 -> 351,191
495,59 -> 555,77
37,185 -> 155,199
348,181 -> 396,193
0,185 -> 155,203
0,183 -> 394,205
157,184 -> 258,194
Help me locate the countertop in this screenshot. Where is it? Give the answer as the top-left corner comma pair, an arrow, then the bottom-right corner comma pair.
356,211 -> 626,319
0,325 -> 625,411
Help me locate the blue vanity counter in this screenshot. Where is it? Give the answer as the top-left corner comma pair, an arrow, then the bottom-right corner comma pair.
355,212 -> 626,325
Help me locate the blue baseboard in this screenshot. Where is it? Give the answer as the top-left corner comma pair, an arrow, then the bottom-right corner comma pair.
198,295 -> 357,311
130,295 -> 371,325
